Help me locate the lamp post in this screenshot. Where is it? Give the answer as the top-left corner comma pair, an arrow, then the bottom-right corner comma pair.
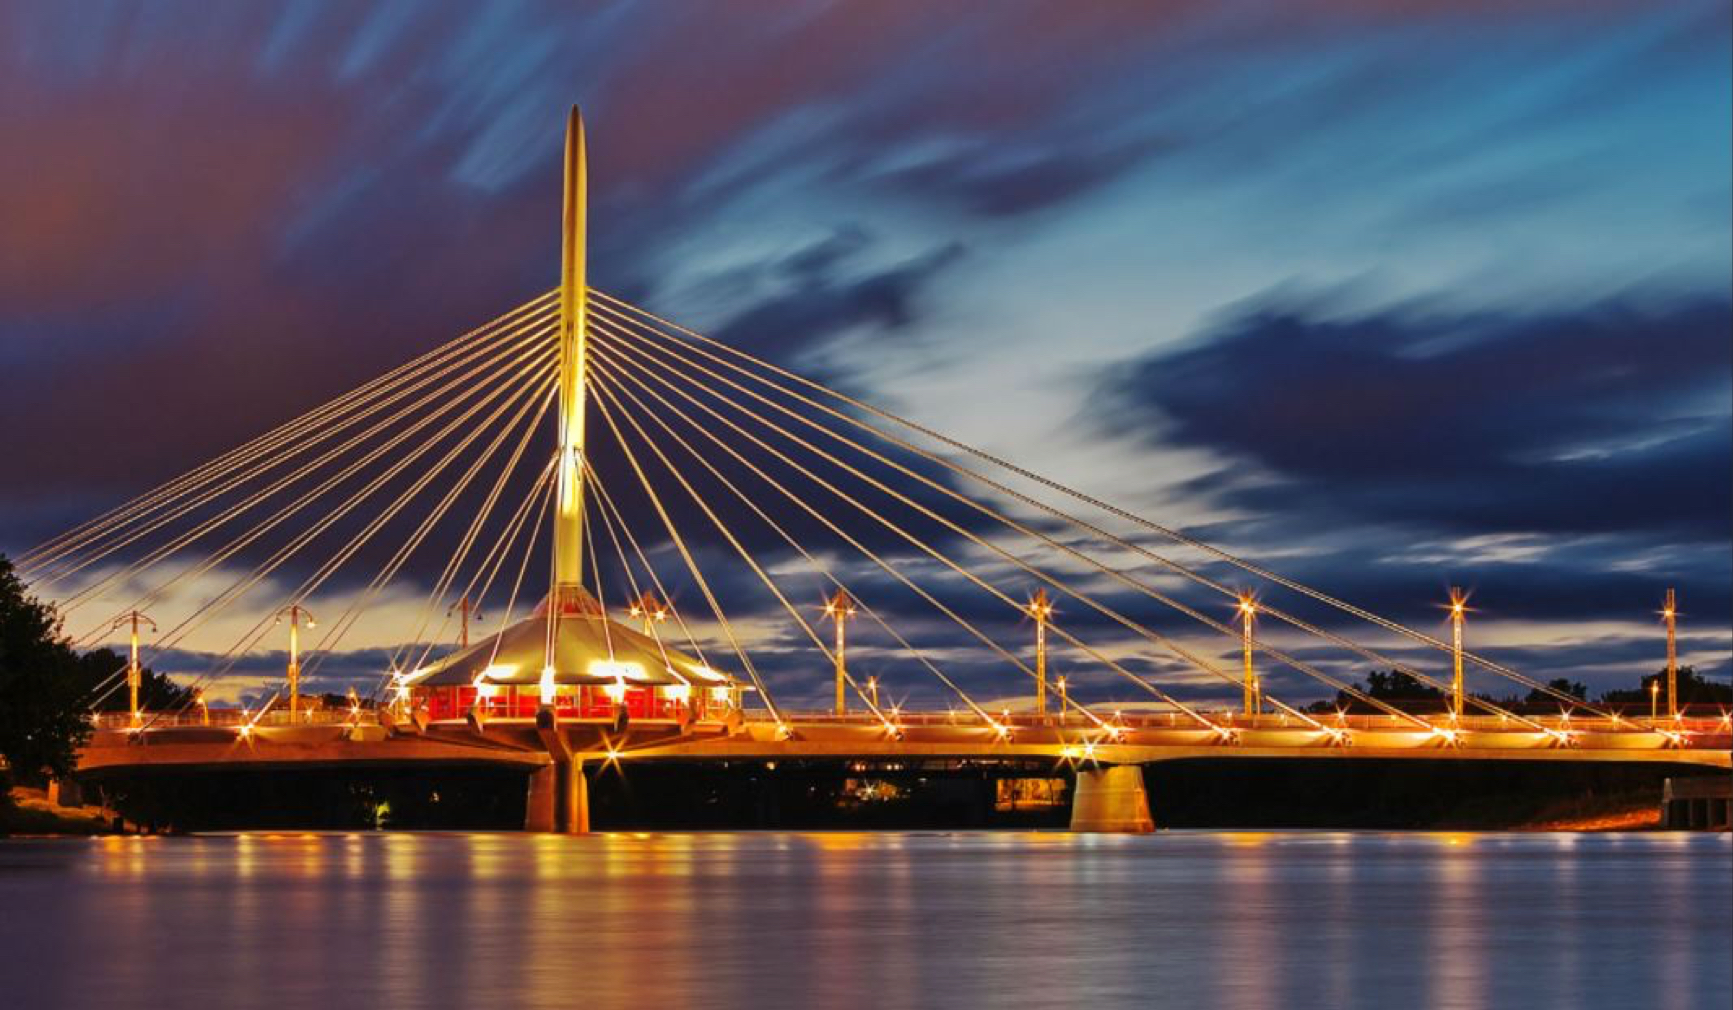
448,595 -> 483,648
1662,588 -> 1678,720
1649,679 -> 1659,724
627,591 -> 669,636
276,605 -> 316,720
110,610 -> 157,727
1238,595 -> 1258,719
1027,589 -> 1053,717
1448,588 -> 1467,719
1056,676 -> 1068,724
822,589 -> 856,716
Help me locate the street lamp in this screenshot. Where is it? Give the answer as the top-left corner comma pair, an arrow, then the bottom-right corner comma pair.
628,591 -> 670,636
448,595 -> 484,648
275,605 -> 316,720
1448,588 -> 1468,719
1661,589 -> 1678,720
1237,594 -> 1259,719
109,610 -> 158,727
822,589 -> 856,716
1026,589 -> 1054,717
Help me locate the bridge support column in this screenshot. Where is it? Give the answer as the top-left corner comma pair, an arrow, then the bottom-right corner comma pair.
524,759 -> 589,833
524,764 -> 557,832
1070,765 -> 1154,833
557,758 -> 589,834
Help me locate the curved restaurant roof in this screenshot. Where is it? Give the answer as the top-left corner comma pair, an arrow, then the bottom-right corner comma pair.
407,589 -> 738,690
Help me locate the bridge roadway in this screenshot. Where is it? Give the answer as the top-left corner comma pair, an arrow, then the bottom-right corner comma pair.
75,708 -> 1731,832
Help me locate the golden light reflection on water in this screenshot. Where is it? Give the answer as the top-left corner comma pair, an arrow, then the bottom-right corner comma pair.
17,831 -> 1727,1010
1431,831 -> 1487,1010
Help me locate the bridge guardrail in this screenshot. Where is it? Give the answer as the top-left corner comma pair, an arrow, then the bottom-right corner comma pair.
93,709 -> 383,731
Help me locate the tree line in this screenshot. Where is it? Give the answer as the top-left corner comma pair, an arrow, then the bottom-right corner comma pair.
1308,666 -> 1732,715
0,555 -> 193,795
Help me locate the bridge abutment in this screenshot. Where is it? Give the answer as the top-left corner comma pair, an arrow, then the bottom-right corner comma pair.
1070,765 -> 1154,833
1661,776 -> 1731,831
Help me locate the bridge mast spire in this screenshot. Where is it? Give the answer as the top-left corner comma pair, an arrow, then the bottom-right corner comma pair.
554,105 -> 589,601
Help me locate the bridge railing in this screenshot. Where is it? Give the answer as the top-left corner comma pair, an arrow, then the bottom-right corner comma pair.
97,705 -> 1728,738
744,708 -> 1730,736
92,709 -> 383,731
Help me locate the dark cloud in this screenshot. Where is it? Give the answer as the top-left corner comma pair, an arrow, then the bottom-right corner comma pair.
866,137 -> 1171,219
706,239 -> 965,368
1099,294 -> 1733,540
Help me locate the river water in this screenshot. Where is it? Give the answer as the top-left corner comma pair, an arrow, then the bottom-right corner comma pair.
0,831 -> 1726,1010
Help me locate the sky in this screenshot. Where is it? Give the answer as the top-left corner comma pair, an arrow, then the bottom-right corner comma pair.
1,0 -> 1727,709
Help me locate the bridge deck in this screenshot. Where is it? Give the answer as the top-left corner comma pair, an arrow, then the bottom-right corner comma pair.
78,710 -> 1733,774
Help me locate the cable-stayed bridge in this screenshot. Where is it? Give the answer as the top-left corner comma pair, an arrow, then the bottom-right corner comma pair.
23,109 -> 1729,832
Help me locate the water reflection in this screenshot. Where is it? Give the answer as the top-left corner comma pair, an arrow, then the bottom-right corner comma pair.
0,831 -> 1725,1010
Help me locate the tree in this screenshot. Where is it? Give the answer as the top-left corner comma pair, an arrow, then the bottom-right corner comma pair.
74,647 -> 195,712
1601,666 -> 1733,707
0,555 -> 91,784
1309,669 -> 1448,714
1526,678 -> 1586,704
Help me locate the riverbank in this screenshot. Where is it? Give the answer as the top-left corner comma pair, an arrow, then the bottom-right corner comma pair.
0,787 -> 115,837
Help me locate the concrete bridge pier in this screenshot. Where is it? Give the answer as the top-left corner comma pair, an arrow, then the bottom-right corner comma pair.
524,764 -> 556,832
1070,765 -> 1155,833
527,706 -> 589,833
522,759 -> 589,833
557,759 -> 589,834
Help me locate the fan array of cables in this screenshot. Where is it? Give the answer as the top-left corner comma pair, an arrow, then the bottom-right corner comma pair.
15,287 -> 1615,731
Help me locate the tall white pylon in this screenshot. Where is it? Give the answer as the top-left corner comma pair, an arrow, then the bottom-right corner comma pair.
553,105 -> 589,598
